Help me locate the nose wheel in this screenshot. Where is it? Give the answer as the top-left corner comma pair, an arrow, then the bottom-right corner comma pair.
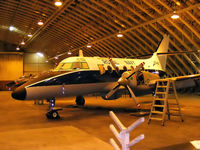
46,98 -> 62,119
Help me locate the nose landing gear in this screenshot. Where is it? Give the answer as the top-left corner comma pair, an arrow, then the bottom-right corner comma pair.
46,98 -> 62,119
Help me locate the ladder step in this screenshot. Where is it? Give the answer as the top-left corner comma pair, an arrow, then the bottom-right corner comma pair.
156,92 -> 167,95
149,117 -> 163,121
151,111 -> 164,114
169,108 -> 180,111
148,79 -> 182,125
157,86 -> 168,88
153,105 -> 165,108
154,98 -> 166,101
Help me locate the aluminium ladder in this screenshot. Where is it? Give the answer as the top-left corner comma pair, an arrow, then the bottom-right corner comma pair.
148,79 -> 184,126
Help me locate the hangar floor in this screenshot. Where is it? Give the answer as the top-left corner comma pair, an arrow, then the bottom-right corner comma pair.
0,91 -> 199,150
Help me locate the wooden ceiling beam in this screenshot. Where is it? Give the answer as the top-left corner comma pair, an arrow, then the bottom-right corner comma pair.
25,0 -> 74,46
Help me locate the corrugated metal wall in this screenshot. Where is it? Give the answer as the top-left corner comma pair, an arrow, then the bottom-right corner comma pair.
23,53 -> 53,76
0,53 -> 23,81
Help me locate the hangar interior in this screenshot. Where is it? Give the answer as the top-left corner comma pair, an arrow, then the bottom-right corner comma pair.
1,0 -> 200,76
0,0 -> 200,150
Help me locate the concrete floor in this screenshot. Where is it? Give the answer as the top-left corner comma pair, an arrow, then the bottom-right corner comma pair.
0,91 -> 200,150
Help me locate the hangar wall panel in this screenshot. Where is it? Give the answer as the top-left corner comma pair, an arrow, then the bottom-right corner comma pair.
23,53 -> 53,76
0,53 -> 23,81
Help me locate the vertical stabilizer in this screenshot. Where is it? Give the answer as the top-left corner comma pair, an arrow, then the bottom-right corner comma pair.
148,35 -> 169,72
156,34 -> 170,54
156,34 -> 169,71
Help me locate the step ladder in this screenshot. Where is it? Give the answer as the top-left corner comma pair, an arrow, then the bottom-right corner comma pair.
148,79 -> 184,126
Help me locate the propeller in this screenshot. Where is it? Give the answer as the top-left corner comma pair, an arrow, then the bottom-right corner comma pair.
105,62 -> 145,107
109,57 -> 120,75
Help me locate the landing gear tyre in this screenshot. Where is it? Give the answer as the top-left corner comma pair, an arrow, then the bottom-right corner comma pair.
46,110 -> 60,119
76,96 -> 85,106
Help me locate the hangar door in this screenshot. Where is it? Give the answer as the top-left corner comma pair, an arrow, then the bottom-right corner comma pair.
0,52 -> 23,81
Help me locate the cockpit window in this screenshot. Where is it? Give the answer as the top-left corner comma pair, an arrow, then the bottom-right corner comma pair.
56,63 -> 72,70
62,63 -> 72,70
55,62 -> 89,71
55,63 -> 63,70
72,62 -> 81,69
82,62 -> 89,69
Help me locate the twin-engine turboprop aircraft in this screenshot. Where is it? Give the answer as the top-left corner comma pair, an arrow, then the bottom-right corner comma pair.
11,35 -> 200,119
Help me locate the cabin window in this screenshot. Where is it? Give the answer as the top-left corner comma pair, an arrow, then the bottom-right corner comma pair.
72,62 -> 81,69
107,65 -> 113,73
81,62 -> 89,69
98,64 -> 105,75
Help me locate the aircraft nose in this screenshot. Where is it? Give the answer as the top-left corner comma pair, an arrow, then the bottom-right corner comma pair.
11,87 -> 27,100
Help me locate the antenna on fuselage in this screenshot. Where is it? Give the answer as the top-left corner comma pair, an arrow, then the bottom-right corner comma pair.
79,50 -> 84,57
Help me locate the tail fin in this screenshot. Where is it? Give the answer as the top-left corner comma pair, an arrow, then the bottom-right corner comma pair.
148,34 -> 170,71
155,34 -> 170,71
156,34 -> 170,54
156,34 -> 169,71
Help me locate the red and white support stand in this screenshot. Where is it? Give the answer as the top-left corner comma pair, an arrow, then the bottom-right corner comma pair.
109,111 -> 144,150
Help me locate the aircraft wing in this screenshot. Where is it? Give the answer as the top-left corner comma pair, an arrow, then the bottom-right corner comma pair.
166,74 -> 200,90
148,74 -> 200,91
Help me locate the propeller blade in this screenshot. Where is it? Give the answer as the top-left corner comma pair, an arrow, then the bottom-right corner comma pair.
109,57 -> 120,74
105,84 -> 121,99
126,85 -> 141,108
124,86 -> 132,98
127,62 -> 145,79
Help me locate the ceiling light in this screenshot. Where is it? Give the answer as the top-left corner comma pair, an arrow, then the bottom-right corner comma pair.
27,33 -> 32,37
36,52 -> 44,57
67,51 -> 72,55
46,60 -> 49,63
55,56 -> 58,59
121,24 -> 126,28
16,46 -> 20,51
20,41 -> 25,45
38,20 -> 44,25
176,1 -> 181,6
54,0 -> 62,6
87,44 -> 92,48
9,25 -> 15,31
117,32 -> 123,38
171,11 -> 179,19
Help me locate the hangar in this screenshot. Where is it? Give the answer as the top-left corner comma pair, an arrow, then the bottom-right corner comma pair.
0,0 -> 200,150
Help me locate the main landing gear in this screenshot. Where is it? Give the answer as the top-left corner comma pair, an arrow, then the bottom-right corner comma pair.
45,96 -> 85,119
76,96 -> 85,106
46,98 -> 62,119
